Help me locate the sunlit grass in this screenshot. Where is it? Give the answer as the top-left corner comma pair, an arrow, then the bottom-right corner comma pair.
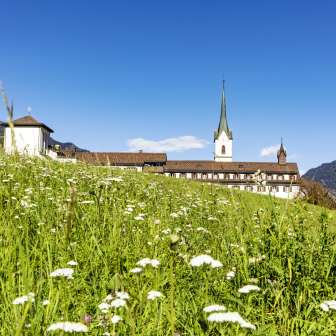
0,154 -> 335,335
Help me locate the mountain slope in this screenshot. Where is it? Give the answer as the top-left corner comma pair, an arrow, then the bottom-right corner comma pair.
49,137 -> 89,152
303,160 -> 336,194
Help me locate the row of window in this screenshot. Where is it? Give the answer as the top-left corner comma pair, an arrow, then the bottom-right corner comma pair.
168,172 -> 297,181
233,185 -> 293,192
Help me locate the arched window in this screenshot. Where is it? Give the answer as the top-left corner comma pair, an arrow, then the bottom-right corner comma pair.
221,145 -> 226,154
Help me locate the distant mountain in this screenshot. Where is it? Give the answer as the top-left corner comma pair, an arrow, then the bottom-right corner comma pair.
49,137 -> 89,152
303,160 -> 336,194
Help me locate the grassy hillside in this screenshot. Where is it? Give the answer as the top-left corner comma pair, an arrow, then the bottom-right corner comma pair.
1,155 -> 336,335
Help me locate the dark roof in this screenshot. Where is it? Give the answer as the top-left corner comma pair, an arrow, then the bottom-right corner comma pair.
75,152 -> 167,166
164,160 -> 299,174
2,115 -> 54,133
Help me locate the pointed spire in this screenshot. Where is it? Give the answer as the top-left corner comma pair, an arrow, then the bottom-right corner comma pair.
214,81 -> 232,141
277,138 -> 287,164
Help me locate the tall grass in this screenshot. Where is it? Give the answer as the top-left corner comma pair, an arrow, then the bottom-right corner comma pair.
0,154 -> 335,335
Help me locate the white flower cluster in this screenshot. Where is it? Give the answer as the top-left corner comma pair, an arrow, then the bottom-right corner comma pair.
190,255 -> 223,268
203,304 -> 226,313
47,322 -> 88,333
207,311 -> 256,330
12,292 -> 35,305
140,258 -> 160,268
98,291 -> 129,314
320,300 -> 336,312
147,290 -> 164,301
238,285 -> 261,294
248,255 -> 266,264
226,270 -> 236,280
50,268 -> 74,279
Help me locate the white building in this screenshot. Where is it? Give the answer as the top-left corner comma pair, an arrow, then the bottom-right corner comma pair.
0,86 -> 300,199
1,115 -> 53,156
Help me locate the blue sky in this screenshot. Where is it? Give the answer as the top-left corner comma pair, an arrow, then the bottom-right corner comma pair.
1,0 -> 335,173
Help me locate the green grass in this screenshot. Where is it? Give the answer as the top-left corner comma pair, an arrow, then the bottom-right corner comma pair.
0,154 -> 336,335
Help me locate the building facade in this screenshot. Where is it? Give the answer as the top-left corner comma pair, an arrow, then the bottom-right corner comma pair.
1,116 -> 53,156
1,86 -> 300,198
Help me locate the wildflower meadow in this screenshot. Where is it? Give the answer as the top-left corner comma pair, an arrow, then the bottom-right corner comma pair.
1,154 -> 336,335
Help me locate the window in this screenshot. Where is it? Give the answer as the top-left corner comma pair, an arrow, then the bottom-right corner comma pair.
213,173 -> 218,180
221,145 -> 226,154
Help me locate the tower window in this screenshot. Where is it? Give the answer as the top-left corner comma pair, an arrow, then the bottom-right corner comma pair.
221,145 -> 226,154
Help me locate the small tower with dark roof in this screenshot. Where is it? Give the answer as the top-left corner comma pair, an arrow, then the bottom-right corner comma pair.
214,81 -> 233,162
277,139 -> 287,165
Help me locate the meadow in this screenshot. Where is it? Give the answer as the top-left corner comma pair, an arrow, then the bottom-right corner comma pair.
0,154 -> 336,335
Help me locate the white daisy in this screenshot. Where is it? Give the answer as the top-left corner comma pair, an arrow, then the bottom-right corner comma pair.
238,285 -> 261,294
147,290 -> 163,300
203,304 -> 226,313
47,322 -> 88,332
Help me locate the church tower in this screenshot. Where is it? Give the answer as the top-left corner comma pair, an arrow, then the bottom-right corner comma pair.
277,139 -> 287,164
214,82 -> 233,162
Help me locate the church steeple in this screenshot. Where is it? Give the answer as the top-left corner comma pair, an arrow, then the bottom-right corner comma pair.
214,81 -> 232,141
214,81 -> 233,162
277,138 -> 287,164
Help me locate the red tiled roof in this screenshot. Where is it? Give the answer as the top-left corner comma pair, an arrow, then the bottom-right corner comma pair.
2,115 -> 54,133
75,152 -> 167,166
164,160 -> 299,174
